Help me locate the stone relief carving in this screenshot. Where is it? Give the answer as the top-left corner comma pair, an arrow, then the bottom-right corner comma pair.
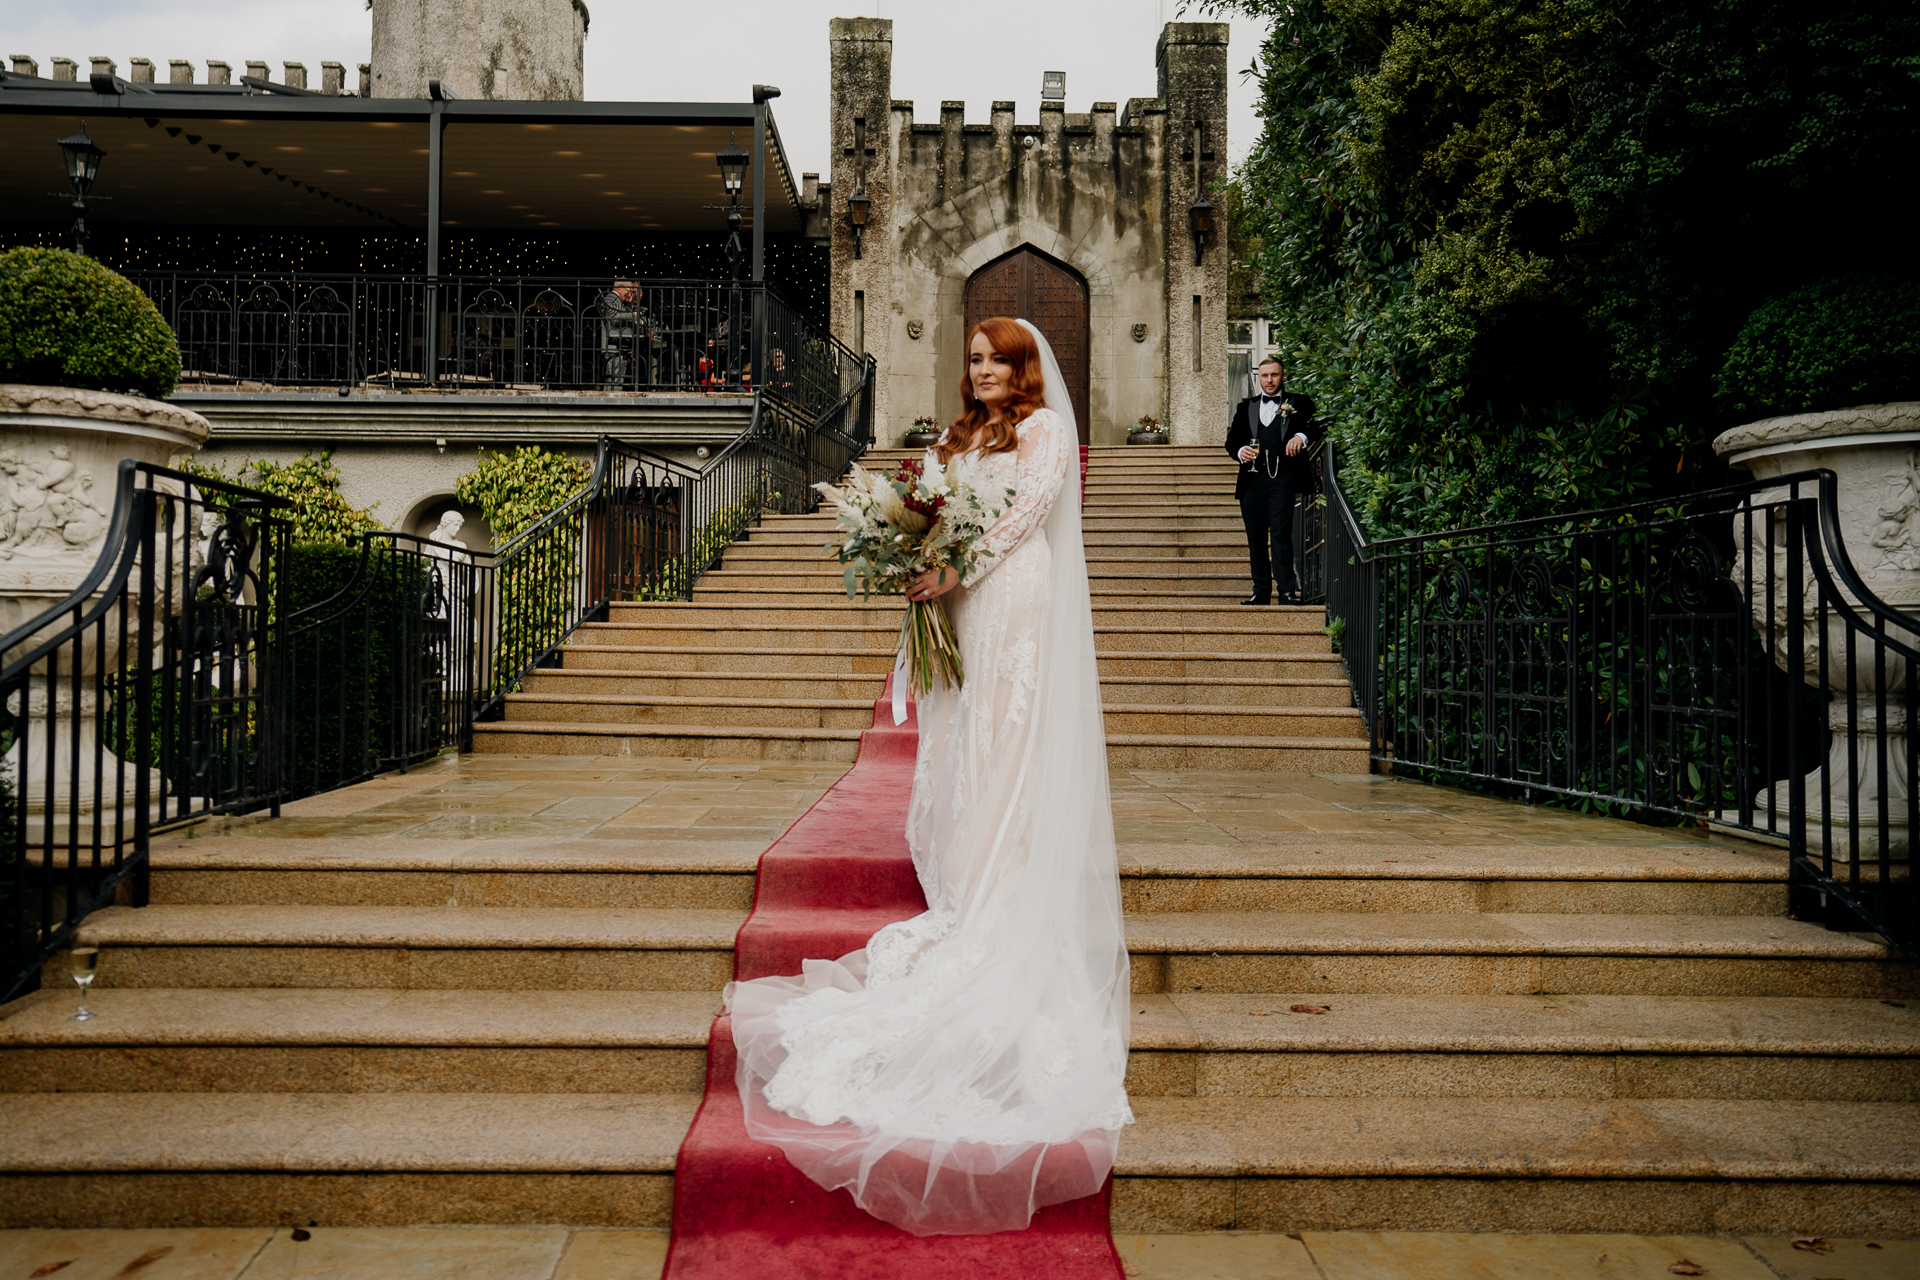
905,320 -> 924,340
1869,447 -> 1920,573
0,446 -> 112,560
1131,323 -> 1148,343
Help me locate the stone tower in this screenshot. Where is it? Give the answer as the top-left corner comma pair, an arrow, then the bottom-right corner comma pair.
370,0 -> 587,100
827,17 -> 1230,446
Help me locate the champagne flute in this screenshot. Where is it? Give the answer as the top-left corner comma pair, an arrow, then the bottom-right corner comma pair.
69,947 -> 99,1022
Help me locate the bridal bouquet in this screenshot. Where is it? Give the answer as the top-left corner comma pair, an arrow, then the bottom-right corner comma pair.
814,457 -> 1010,696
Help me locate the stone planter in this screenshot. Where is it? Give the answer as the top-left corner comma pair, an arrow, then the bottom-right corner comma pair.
902,431 -> 940,450
1714,401 -> 1920,857
1127,431 -> 1169,445
1,385 -> 212,823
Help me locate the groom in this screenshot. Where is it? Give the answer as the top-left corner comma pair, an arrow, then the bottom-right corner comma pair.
1225,356 -> 1320,605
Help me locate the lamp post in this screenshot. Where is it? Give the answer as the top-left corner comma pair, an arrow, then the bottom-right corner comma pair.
847,188 -> 871,261
55,123 -> 107,256
715,133 -> 749,388
1187,195 -> 1214,268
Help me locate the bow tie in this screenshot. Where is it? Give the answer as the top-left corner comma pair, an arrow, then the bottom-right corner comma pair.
1260,395 -> 1281,403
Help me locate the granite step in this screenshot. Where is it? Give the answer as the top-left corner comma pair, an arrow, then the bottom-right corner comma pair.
1109,1095 -> 1920,1234
0,1090 -> 694,1228
520,669 -> 888,701
1096,653 -> 1350,680
1122,992 -> 1920,1101
1105,735 -> 1371,771
54,904 -> 747,991
1115,843 -> 1791,916
572,622 -> 901,649
0,988 -> 720,1094
1101,705 -> 1366,737
470,721 -> 866,762
500,694 -> 874,731
1123,910 -> 1920,998
12,989 -> 1908,1103
1095,677 -> 1353,707
557,645 -> 898,675
14,1092 -> 1905,1233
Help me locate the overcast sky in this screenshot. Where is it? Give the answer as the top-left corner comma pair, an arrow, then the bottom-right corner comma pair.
3,0 -> 1272,175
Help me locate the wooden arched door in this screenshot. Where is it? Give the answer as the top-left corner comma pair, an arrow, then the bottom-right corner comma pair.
963,247 -> 1090,445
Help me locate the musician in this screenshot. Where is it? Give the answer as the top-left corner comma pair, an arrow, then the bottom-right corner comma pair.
1224,356 -> 1321,605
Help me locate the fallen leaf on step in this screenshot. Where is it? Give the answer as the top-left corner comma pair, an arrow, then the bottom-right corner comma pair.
1667,1262 -> 1705,1275
1250,1009 -> 1271,1017
1382,859 -> 1399,863
291,1229 -> 312,1242
1291,1004 -> 1332,1015
1792,1238 -> 1833,1254
30,1264 -> 73,1277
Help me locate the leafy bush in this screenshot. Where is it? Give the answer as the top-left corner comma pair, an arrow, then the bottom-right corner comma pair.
456,446 -> 591,544
1717,273 -> 1920,420
1215,0 -> 1918,537
0,247 -> 181,399
183,450 -> 380,547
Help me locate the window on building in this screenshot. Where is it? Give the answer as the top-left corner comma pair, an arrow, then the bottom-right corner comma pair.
1227,322 -> 1253,347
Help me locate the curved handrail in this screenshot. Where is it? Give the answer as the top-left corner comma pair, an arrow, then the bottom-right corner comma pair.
0,462 -> 291,680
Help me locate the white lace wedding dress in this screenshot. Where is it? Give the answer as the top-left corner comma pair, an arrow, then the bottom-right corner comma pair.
725,327 -> 1133,1237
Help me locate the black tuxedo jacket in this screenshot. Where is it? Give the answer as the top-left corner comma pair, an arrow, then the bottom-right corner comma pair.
1225,390 -> 1320,500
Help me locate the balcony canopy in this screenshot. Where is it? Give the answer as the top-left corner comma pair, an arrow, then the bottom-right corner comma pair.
0,78 -> 802,235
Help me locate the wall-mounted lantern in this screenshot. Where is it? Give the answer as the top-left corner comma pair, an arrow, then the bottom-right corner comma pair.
715,133 -> 748,199
1041,70 -> 1066,100
715,133 -> 748,281
847,187 -> 871,260
1187,195 -> 1214,267
55,122 -> 107,255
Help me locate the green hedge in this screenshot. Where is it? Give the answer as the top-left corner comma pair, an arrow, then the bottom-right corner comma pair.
0,247 -> 180,399
1717,273 -> 1920,420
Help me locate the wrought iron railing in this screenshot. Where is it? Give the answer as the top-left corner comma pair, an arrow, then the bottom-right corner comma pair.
1,463 -> 293,1003
1321,448 -> 1918,962
0,362 -> 875,1001
123,271 -> 855,405
477,359 -> 876,716
279,533 -> 490,799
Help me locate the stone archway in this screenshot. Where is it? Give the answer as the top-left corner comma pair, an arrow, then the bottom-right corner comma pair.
963,247 -> 1091,445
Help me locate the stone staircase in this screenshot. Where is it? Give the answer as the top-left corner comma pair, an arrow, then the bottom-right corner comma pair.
472,444 -> 1369,772
2,443 -> 1915,1237
2,768 -> 1915,1233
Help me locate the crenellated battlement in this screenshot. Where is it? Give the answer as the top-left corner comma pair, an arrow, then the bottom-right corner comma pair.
5,53 -> 365,94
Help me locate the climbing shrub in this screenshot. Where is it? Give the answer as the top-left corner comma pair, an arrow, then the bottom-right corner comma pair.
0,247 -> 180,399
455,446 -> 592,545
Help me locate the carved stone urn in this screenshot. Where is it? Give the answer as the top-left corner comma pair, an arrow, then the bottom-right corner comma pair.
1,384 -> 212,825
1715,401 -> 1920,857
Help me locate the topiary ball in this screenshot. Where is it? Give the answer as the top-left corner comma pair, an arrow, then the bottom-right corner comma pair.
0,247 -> 181,400
1717,272 -> 1920,421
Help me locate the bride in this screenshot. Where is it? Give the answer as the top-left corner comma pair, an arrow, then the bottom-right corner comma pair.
724,317 -> 1133,1236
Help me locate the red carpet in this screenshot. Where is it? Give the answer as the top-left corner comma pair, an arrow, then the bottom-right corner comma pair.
661,681 -> 1125,1279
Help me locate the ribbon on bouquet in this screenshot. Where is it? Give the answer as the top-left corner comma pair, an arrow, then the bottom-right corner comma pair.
892,646 -> 910,725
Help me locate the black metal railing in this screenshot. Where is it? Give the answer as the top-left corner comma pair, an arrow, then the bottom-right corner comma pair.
0,361 -> 875,1001
278,533 -> 490,799
1321,448 -> 1918,961
478,360 -> 876,716
124,271 -> 856,405
1294,440 -> 1328,604
1,463 -> 293,1003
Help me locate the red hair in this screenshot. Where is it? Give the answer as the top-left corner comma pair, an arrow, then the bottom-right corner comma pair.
935,317 -> 1047,463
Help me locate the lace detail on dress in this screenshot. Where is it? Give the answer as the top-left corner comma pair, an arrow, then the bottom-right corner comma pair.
962,410 -> 1072,590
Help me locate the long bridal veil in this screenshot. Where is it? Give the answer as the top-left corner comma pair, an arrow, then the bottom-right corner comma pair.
724,320 -> 1131,1235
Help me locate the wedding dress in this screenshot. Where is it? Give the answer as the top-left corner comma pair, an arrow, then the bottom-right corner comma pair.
724,321 -> 1133,1236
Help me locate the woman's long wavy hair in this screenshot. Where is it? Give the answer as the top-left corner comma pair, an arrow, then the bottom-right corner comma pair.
935,317 -> 1047,463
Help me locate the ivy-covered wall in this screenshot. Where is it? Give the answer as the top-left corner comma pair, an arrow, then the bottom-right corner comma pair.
1221,0 -> 1919,538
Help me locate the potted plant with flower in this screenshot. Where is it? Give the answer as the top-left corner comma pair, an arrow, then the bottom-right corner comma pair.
1128,414 -> 1168,445
903,415 -> 942,449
